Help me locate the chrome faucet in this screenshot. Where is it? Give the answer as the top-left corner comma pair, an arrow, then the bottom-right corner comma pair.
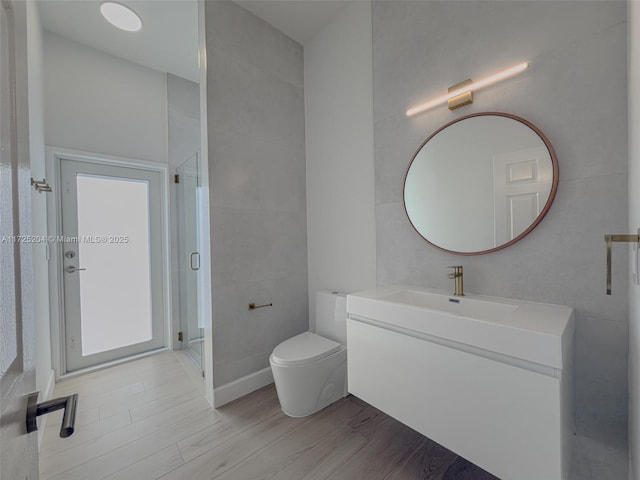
447,266 -> 464,296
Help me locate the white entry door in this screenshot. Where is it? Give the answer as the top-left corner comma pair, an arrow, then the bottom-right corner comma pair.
0,0 -> 39,478
59,158 -> 166,372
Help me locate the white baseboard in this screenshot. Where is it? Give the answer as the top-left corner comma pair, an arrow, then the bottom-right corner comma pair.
213,366 -> 274,408
37,369 -> 56,449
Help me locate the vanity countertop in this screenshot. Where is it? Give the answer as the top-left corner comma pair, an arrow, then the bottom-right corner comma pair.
347,285 -> 574,370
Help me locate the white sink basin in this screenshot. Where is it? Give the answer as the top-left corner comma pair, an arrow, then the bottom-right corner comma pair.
380,289 -> 518,322
347,286 -> 574,370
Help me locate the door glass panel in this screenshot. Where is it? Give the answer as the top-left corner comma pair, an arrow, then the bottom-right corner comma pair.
76,174 -> 152,356
176,153 -> 203,368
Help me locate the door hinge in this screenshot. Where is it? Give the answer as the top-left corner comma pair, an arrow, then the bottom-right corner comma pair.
174,174 -> 180,184
178,331 -> 183,342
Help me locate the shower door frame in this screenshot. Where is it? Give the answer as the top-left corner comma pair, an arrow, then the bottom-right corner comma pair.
175,151 -> 205,372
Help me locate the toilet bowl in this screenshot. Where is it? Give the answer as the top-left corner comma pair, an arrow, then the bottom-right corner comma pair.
270,291 -> 348,417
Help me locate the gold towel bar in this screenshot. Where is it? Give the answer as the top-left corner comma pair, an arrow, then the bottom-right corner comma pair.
248,302 -> 272,310
604,232 -> 640,295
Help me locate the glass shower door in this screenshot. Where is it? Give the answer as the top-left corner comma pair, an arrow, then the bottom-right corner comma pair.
176,153 -> 204,370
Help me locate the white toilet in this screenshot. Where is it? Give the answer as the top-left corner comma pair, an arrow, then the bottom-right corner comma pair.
269,290 -> 348,417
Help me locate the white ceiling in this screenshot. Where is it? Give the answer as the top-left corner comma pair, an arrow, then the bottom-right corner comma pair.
38,0 -> 200,82
37,1 -> 350,84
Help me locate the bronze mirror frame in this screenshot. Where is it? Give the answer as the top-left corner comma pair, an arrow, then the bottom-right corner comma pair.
403,112 -> 559,256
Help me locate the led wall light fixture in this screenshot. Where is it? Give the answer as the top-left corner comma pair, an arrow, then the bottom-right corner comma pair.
406,62 -> 529,117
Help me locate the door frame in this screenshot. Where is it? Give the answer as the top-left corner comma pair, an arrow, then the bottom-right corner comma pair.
46,146 -> 172,378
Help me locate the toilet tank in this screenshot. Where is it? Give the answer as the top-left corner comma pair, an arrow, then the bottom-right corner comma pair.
315,290 -> 347,345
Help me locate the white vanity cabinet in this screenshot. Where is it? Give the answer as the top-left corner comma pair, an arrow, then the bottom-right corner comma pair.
346,286 -> 574,480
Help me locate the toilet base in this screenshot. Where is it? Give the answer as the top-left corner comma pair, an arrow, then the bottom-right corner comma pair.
270,347 -> 347,418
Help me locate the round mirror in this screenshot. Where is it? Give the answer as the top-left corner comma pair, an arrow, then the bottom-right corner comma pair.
403,112 -> 558,255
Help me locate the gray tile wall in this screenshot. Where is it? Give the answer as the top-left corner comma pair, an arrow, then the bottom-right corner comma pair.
372,1 -> 628,448
205,1 -> 308,387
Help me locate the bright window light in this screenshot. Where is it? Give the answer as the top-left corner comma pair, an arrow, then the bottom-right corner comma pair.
100,2 -> 142,32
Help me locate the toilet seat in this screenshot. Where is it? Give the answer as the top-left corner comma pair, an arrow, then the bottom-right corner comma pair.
271,332 -> 341,366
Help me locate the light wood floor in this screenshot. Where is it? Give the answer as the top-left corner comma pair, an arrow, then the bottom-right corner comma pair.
40,351 -> 497,480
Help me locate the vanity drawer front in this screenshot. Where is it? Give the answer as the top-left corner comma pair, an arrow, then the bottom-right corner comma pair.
347,319 -> 565,480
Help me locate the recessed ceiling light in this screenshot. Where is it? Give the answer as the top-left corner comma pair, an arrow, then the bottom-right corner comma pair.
100,2 -> 142,32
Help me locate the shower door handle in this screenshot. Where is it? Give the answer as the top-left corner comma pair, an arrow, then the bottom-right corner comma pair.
190,252 -> 200,271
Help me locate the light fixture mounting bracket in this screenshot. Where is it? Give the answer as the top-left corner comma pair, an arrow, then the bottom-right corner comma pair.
448,79 -> 473,111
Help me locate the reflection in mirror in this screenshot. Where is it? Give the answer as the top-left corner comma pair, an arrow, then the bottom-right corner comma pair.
404,113 -> 558,255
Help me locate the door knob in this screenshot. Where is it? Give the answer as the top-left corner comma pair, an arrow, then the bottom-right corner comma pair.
26,391 -> 79,438
65,265 -> 86,273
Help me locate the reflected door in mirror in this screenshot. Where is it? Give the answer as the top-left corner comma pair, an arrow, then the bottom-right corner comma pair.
493,146 -> 553,245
